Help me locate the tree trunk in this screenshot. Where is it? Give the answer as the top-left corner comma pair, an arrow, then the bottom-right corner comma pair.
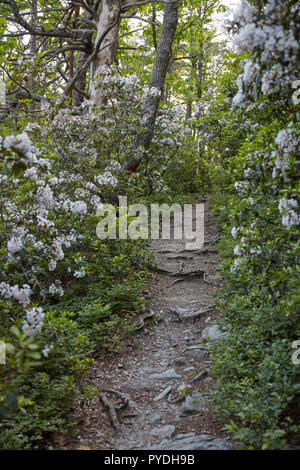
151,5 -> 157,50
90,0 -> 123,105
133,0 -> 179,153
74,50 -> 89,106
185,89 -> 193,120
197,41 -> 203,99
28,0 -> 37,111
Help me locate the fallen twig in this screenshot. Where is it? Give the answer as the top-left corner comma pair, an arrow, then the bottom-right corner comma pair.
99,393 -> 121,430
190,369 -> 208,384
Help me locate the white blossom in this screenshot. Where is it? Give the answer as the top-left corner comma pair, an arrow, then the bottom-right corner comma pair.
42,344 -> 53,357
0,282 -> 31,306
74,269 -> 86,278
36,185 -> 53,207
231,227 -> 239,239
48,260 -> 57,271
278,198 -> 299,228
234,181 -> 249,195
69,200 -> 88,216
234,245 -> 245,256
7,236 -> 23,254
22,307 -> 44,336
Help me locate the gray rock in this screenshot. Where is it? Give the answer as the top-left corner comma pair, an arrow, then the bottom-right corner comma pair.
204,376 -> 213,383
149,414 -> 162,424
183,349 -> 209,360
181,344 -> 207,353
149,369 -> 181,380
170,308 -> 209,322
153,386 -> 172,401
147,433 -> 241,450
169,357 -> 186,366
150,425 -> 176,440
202,324 -> 225,341
182,392 -> 207,414
184,366 -> 195,372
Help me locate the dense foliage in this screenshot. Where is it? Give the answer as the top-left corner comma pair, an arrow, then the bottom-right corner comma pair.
0,0 -> 299,451
195,0 -> 300,450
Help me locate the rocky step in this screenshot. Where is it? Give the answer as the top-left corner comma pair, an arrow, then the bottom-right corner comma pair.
146,432 -> 242,450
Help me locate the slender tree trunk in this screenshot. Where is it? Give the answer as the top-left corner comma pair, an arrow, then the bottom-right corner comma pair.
72,9 -> 93,106
133,0 -> 179,152
151,5 -> 157,50
197,41 -> 203,99
185,38 -> 196,120
28,0 -> 37,111
74,50 -> 89,106
185,88 -> 193,120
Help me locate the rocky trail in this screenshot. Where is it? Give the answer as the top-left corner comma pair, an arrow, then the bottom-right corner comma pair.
66,201 -> 239,451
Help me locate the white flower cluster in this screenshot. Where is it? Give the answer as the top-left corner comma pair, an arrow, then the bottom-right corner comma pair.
49,282 -> 64,297
24,167 -> 39,181
7,236 -> 23,254
73,269 -> 86,278
278,198 -> 299,228
51,239 -> 64,262
243,59 -> 260,85
90,195 -> 101,209
232,76 -> 246,107
94,171 -> 118,187
230,0 -> 299,104
0,282 -> 31,306
69,200 -> 88,216
231,258 -> 244,272
3,132 -> 32,156
234,180 -> 249,195
234,245 -> 245,256
147,87 -> 162,98
275,128 -> 298,154
36,185 -> 54,207
22,307 -> 44,336
231,227 -> 240,239
272,128 -> 298,178
261,68 -> 280,95
225,0 -> 255,29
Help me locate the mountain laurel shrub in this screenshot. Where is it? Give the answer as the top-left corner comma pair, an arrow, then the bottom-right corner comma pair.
201,0 -> 300,450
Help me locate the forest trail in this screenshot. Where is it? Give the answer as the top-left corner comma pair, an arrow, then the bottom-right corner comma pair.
68,200 -> 239,450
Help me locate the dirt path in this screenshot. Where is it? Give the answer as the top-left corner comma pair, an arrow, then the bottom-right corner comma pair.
66,201 -> 239,450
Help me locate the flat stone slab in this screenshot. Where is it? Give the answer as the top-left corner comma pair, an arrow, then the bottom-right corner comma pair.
147,433 -> 242,450
149,369 -> 181,380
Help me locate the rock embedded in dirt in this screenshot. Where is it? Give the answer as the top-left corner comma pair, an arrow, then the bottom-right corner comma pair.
153,386 -> 172,401
169,356 -> 186,366
184,366 -> 195,372
150,425 -> 176,440
170,307 -> 214,322
147,433 -> 241,450
149,413 -> 162,424
182,392 -> 207,414
202,324 -> 225,341
183,349 -> 209,361
149,369 -> 181,380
